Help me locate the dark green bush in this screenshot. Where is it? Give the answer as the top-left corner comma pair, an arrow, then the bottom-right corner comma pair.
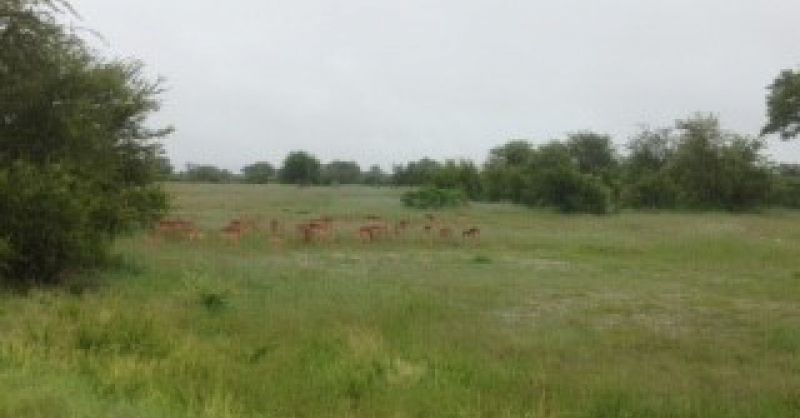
402,187 -> 468,209
622,172 -> 679,209
0,163 -> 108,284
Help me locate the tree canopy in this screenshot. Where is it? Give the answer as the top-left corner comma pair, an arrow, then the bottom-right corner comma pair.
0,0 -> 170,284
279,151 -> 321,185
763,69 -> 800,140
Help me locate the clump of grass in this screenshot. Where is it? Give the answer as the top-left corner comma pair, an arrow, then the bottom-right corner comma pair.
472,255 -> 492,264
182,270 -> 232,313
199,291 -> 227,312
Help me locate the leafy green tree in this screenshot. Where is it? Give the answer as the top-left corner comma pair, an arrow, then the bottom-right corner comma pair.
183,164 -> 234,183
0,0 -> 169,284
481,140 -> 533,202
432,160 -> 483,199
279,151 -> 321,185
392,158 -> 441,186
762,69 -> 800,139
362,164 -> 388,186
622,128 -> 677,208
241,161 -> 275,184
322,160 -> 361,184
566,132 -> 618,176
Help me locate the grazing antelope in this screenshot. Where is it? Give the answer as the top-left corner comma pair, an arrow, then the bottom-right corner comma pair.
462,227 -> 481,243
221,221 -> 245,245
308,217 -> 334,242
296,222 -> 328,244
153,219 -> 203,241
269,219 -> 283,236
439,227 -> 453,239
358,225 -> 375,243
395,220 -> 410,236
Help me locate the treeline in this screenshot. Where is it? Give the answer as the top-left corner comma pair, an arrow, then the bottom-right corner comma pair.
167,152 -> 391,186
169,114 -> 800,213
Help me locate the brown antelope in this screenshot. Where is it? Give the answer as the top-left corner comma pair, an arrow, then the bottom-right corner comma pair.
308,217 -> 334,242
358,225 -> 375,243
221,221 -> 245,245
269,219 -> 283,236
462,227 -> 481,243
395,220 -> 410,236
439,227 -> 453,240
153,219 -> 203,241
296,222 -> 328,244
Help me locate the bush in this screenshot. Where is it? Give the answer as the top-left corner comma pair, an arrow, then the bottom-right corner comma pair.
0,163 -> 109,285
622,172 -> 679,209
540,171 -> 611,214
401,187 -> 468,209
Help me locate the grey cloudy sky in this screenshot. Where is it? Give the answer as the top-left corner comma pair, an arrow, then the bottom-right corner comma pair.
73,0 -> 799,171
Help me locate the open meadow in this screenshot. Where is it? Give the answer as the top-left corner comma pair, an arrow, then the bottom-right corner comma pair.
1,183 -> 799,417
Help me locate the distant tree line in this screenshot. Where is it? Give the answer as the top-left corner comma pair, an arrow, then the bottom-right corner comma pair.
167,113 -> 799,214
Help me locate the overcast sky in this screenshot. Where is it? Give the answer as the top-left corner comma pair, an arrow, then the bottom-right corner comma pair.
73,0 -> 799,171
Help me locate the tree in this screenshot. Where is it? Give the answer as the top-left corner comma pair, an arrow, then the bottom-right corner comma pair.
566,132 -> 617,176
0,0 -> 170,284
762,69 -> 800,140
183,164 -> 234,183
322,160 -> 361,184
432,160 -> 483,199
279,151 -> 321,185
391,158 -> 441,186
241,161 -> 275,184
482,140 -> 533,202
362,165 -> 388,186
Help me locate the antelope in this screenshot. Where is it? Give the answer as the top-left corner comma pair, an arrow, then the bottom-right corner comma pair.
269,219 -> 282,236
221,221 -> 245,245
462,227 -> 481,242
153,219 -> 202,241
395,220 -> 410,236
358,225 -> 375,243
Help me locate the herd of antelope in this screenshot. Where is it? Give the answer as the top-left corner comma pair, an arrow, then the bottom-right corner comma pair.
151,214 -> 481,247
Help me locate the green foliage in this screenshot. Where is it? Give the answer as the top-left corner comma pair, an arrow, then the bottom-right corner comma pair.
401,187 -> 467,209
668,115 -> 772,210
431,160 -> 483,200
0,162 -> 107,284
0,0 -> 170,284
392,158 -> 441,186
241,161 -> 275,184
770,165 -> 800,208
182,164 -> 234,183
622,171 -> 679,209
322,160 -> 361,185
763,69 -> 800,139
566,132 -> 618,176
362,164 -> 389,186
279,151 -> 321,185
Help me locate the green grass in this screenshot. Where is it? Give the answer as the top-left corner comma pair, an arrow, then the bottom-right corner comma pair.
1,183 -> 799,417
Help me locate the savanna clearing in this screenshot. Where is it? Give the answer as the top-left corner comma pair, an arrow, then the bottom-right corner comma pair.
1,183 -> 799,417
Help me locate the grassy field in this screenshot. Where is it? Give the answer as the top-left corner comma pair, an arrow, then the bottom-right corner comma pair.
1,183 -> 799,417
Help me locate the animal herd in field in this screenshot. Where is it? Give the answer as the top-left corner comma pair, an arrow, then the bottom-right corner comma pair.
151,214 -> 481,247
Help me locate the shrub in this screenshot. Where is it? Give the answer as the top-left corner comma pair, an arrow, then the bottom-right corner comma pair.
0,163 -> 108,284
622,172 -> 679,209
401,187 -> 467,209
